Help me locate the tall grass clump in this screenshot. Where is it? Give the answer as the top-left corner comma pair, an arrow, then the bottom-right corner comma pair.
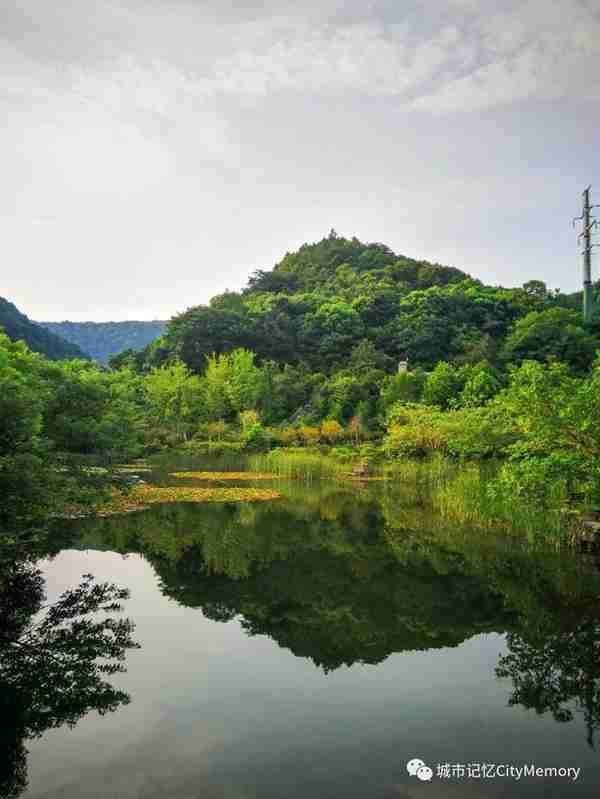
383,454 -> 456,489
381,455 -> 567,540
249,448 -> 349,481
433,463 -> 567,540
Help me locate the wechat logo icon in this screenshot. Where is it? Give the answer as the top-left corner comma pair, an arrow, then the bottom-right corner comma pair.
407,758 -> 433,782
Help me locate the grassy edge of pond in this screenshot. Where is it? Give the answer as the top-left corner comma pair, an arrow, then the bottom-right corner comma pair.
49,447 -> 589,545
138,450 -> 581,543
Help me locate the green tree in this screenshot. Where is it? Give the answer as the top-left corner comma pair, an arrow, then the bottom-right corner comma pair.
379,370 -> 426,412
492,359 -> 600,505
423,362 -> 464,409
145,361 -> 203,442
41,360 -> 110,454
302,300 -> 364,366
207,420 -> 227,442
204,353 -> 232,421
0,334 -> 50,524
457,362 -> 503,408
164,306 -> 254,373
326,374 -> 364,421
522,279 -> 548,301
0,334 -> 139,525
502,308 -> 598,372
226,349 -> 263,413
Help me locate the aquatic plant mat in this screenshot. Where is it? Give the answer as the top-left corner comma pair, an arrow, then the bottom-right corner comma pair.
65,484 -> 282,517
170,471 -> 277,481
338,474 -> 387,481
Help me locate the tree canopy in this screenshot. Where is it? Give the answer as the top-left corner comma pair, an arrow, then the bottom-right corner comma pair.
133,234 -> 596,381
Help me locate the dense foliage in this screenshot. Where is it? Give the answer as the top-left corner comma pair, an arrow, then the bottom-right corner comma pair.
0,332 -> 145,527
0,298 -> 87,361
136,233 -> 599,378
2,232 -> 600,526
40,320 -> 166,364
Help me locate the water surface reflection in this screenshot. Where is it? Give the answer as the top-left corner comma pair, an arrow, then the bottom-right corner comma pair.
8,479 -> 600,797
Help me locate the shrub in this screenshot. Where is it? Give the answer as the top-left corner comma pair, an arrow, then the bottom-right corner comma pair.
298,426 -> 321,446
423,362 -> 464,409
239,409 -> 260,431
275,427 -> 300,446
242,423 -> 274,452
207,420 -> 228,441
384,403 -> 514,459
320,419 -> 345,443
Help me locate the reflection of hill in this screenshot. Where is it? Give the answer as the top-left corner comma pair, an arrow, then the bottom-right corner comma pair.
47,483 -> 600,744
56,492 -> 524,670
158,544 -> 512,670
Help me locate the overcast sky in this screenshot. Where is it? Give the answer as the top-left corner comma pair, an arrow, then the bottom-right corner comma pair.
2,0 -> 599,321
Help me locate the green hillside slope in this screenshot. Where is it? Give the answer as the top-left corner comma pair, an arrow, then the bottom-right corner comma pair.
142,232 -> 591,376
0,297 -> 88,360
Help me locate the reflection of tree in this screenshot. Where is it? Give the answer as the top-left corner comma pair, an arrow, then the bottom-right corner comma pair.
496,618 -> 600,748
0,561 -> 139,799
146,517 -> 515,672
66,497 -> 525,671
60,487 -> 600,746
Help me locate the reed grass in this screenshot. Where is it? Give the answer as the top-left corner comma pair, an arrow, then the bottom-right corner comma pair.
249,449 -> 350,481
380,455 -> 567,540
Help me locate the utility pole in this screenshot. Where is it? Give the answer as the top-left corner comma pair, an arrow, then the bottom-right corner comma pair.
574,186 -> 597,323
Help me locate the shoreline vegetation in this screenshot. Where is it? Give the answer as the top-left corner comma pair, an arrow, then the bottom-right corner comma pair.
50,450 -> 586,546
2,234 -> 600,542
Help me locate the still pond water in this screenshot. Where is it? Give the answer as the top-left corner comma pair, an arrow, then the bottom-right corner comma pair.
6,460 -> 600,798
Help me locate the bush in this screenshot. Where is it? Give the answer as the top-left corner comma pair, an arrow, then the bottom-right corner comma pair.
298,426 -> 321,446
320,419 -> 345,443
242,423 -> 274,452
379,370 -> 426,412
423,362 -> 464,409
276,427 -> 300,446
384,403 -> 514,459
385,404 -> 454,456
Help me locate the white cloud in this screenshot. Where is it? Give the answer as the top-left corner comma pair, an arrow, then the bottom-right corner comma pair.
4,1 -> 599,166
67,2 -> 595,114
202,19 -> 468,98
1,0 -> 599,320
412,1 -> 600,110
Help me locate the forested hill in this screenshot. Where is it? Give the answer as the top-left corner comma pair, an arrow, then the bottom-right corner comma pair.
133,231 -> 598,376
40,320 -> 167,364
0,297 -> 88,360
248,232 -> 469,294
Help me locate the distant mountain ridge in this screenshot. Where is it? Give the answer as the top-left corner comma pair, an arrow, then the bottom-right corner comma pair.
0,297 -> 88,360
40,320 -> 167,364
